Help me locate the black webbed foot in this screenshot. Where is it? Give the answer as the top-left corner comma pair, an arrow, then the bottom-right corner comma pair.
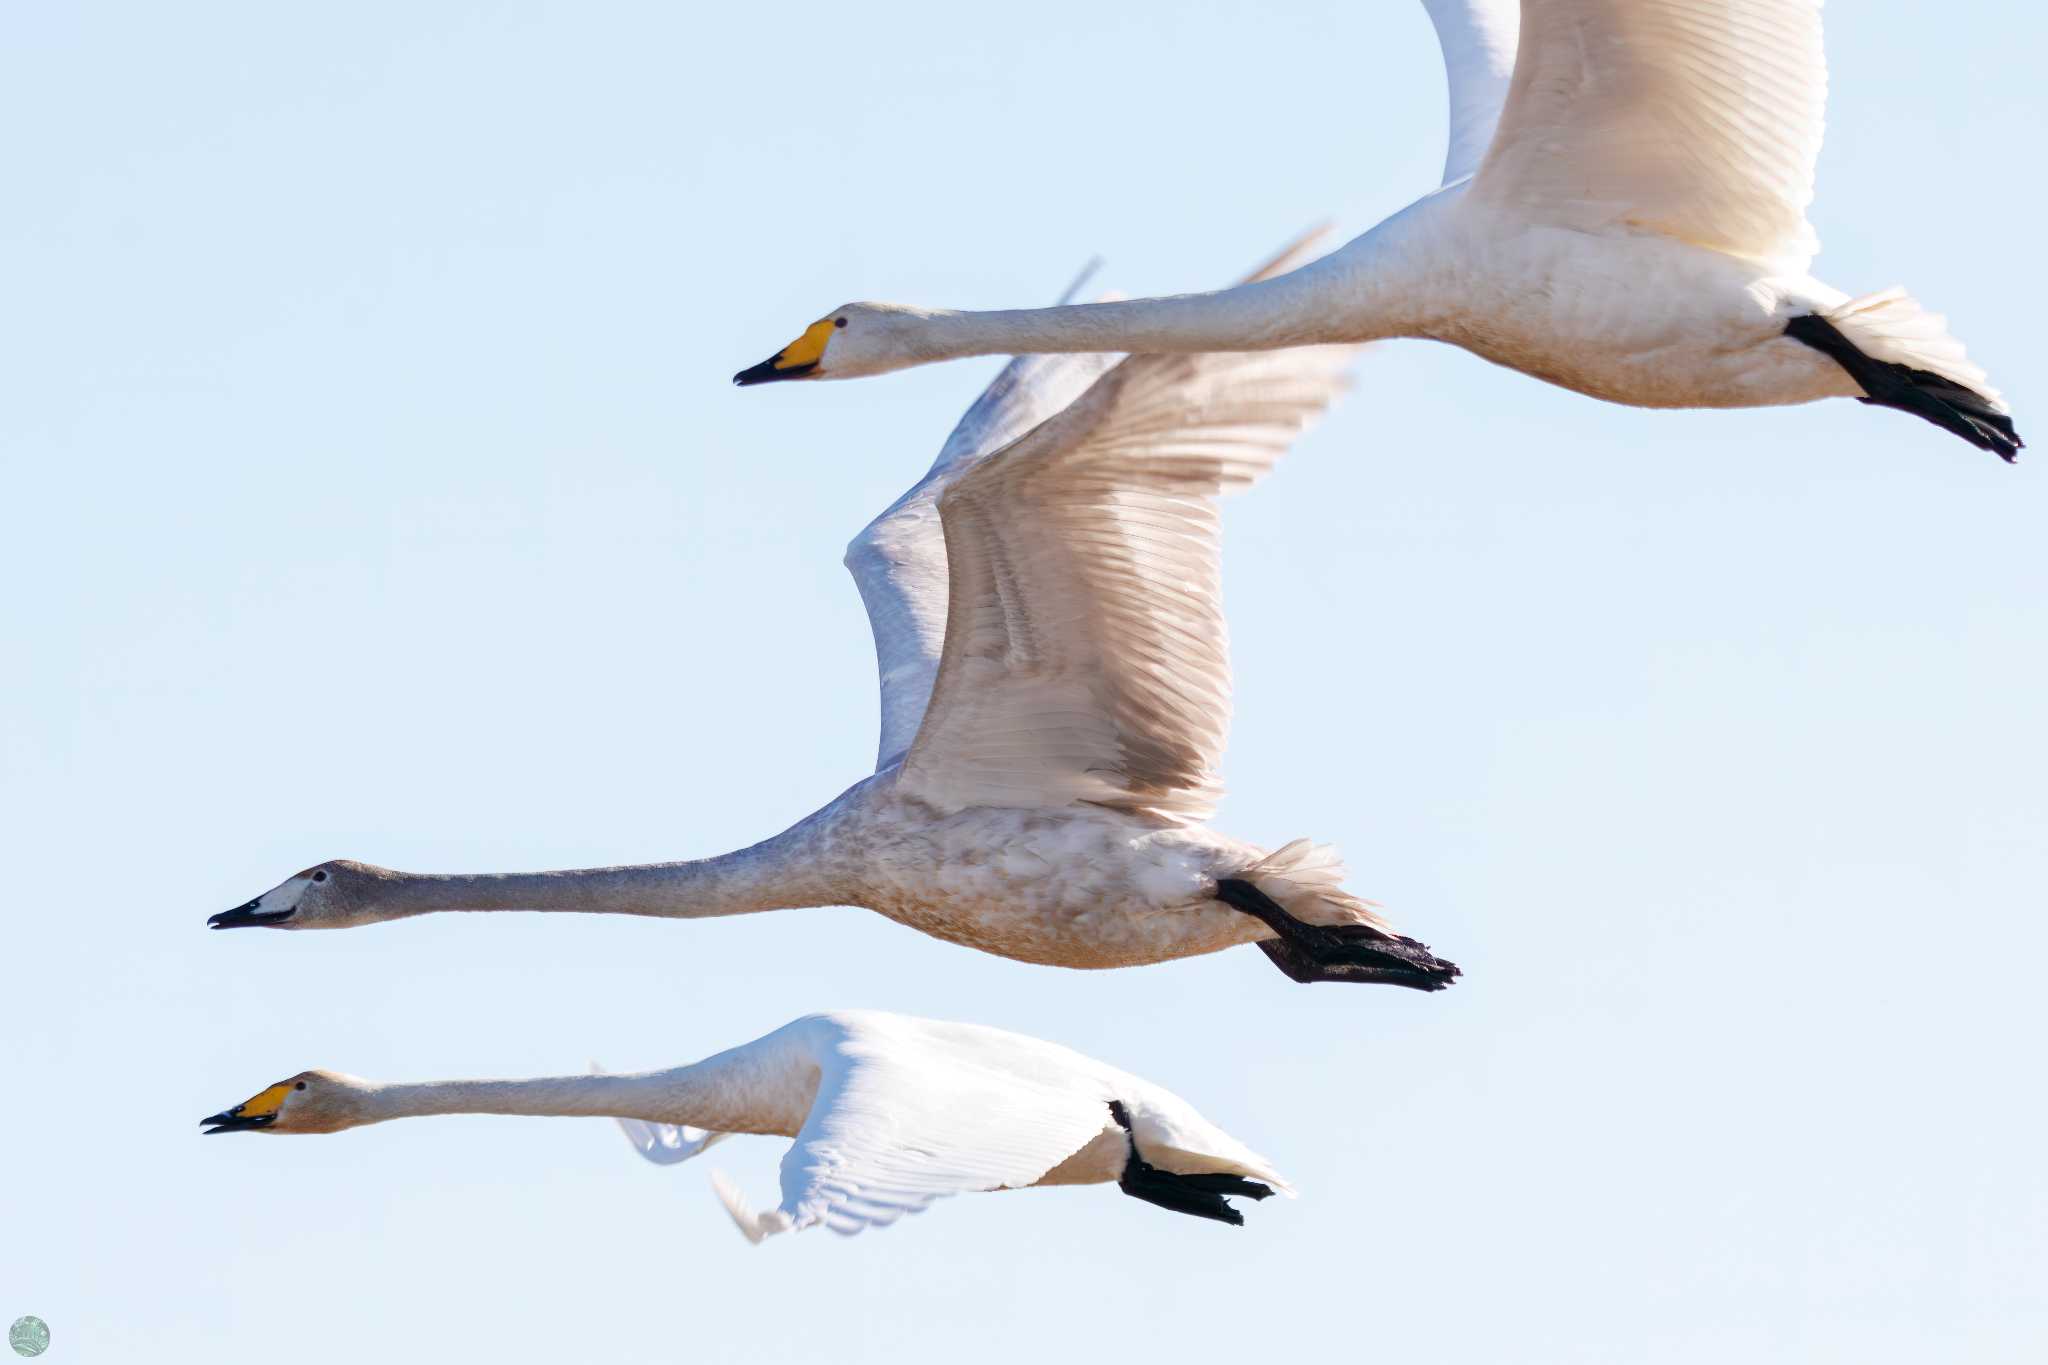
1216,878 -> 1460,990
1785,312 -> 2023,461
1107,1101 -> 1273,1227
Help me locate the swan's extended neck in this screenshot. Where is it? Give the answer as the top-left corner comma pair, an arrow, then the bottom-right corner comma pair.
362,819 -> 839,923
912,257 -> 1390,361
362,1038 -> 815,1136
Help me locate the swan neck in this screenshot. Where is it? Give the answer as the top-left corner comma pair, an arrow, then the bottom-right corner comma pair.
367,1074 -> 677,1123
921,267 -> 1371,360
362,1034 -> 816,1136
369,821 -> 835,922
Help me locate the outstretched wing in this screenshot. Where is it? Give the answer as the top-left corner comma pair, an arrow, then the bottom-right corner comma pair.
611,1116 -> 729,1166
892,328 -> 1357,823
731,1015 -> 1120,1242
845,229 -> 1341,777
1472,0 -> 1826,268
846,266 -> 1119,774
1420,0 -> 1522,184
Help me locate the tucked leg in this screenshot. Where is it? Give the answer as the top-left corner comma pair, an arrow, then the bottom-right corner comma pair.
1215,878 -> 1460,990
1107,1101 -> 1273,1227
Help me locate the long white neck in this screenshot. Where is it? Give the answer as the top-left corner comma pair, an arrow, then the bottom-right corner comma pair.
358,1034 -> 816,1137
358,818 -> 841,925
903,248 -> 1416,363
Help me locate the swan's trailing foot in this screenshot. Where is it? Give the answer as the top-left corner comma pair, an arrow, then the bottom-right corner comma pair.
1108,1101 -> 1273,1228
1785,313 -> 2022,461
1214,878 -> 1460,991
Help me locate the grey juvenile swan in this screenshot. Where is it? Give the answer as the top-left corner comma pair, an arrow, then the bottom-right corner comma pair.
213,234 -> 1459,990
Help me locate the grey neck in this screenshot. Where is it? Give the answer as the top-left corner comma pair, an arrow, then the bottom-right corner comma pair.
365,821 -> 838,923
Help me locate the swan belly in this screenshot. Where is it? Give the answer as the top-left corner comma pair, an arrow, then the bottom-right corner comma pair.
1030,1125 -> 1128,1187
853,809 -> 1266,970
1435,225 -> 1859,409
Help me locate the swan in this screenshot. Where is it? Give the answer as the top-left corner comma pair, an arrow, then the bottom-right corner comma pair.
211,233 -> 1460,990
735,0 -> 2021,460
201,1010 -> 1291,1238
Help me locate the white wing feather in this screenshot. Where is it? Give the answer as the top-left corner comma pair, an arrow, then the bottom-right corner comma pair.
845,230 -> 1343,779
611,1115 -> 729,1166
846,349 -> 1117,774
761,1016 -> 1121,1240
894,337 -> 1357,822
846,265 -> 1120,774
643,1013 -> 1289,1246
1473,0 -> 1827,267
1420,0 -> 1522,184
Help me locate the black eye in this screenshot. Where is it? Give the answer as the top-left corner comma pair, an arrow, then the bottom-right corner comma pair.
312,870 -> 327,882
834,317 -> 848,328
295,1081 -> 307,1091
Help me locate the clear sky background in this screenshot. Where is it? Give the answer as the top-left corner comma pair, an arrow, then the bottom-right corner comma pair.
4,4 -> 2043,1362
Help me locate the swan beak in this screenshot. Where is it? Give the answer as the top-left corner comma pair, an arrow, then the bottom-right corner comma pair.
209,898 -> 294,930
202,1082 -> 291,1134
733,318 -> 835,386
732,356 -> 810,385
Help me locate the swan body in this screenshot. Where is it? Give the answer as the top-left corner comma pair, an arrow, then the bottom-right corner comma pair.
215,234 -> 1460,989
202,1010 -> 1292,1239
789,776 -> 1300,969
736,0 -> 2019,458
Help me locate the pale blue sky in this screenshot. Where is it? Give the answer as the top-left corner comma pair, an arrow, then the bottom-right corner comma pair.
3,4 -> 2043,1362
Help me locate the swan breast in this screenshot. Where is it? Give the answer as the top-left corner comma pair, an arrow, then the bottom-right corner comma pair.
846,802 -> 1266,968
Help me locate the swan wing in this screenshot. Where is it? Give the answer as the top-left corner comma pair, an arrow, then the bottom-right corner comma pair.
1421,0 -> 1523,184
846,265 -> 1119,774
1472,0 -> 1826,267
611,1116 -> 729,1165
758,1015 -> 1121,1239
895,325 -> 1356,822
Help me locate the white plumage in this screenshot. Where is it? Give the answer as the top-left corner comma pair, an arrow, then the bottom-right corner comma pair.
1420,0 -> 1520,185
694,1013 -> 1287,1241
202,1013 -> 1291,1242
737,0 -> 2019,459
1473,0 -> 1828,268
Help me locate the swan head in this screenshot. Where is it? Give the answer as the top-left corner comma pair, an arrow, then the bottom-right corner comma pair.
202,1069 -> 374,1135
209,859 -> 399,931
733,303 -> 931,384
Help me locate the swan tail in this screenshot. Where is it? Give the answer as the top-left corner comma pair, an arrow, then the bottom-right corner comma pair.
710,1170 -> 795,1244
1236,838 -> 1387,931
1788,290 -> 2021,461
1222,840 -> 1460,991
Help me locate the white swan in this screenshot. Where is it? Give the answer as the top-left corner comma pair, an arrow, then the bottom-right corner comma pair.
212,233 -> 1459,989
735,0 -> 2020,460
201,1010 -> 1292,1239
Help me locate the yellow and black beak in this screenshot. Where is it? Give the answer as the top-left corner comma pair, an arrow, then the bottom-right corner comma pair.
202,1081 -> 292,1135
734,318 -> 836,386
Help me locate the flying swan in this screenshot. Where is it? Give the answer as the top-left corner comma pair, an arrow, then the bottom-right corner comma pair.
201,1010 -> 1291,1238
735,0 -> 2021,460
213,235 -> 1460,990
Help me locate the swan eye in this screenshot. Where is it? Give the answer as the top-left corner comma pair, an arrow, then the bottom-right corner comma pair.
294,1082 -> 307,1091
312,870 -> 327,883
834,317 -> 847,328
